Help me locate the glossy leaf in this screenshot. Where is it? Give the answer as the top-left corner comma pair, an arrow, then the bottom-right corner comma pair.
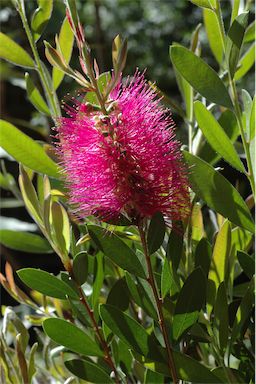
0,230 -> 52,253
183,151 -> 254,233
198,109 -> 239,165
25,73 -> 50,115
43,318 -> 103,357
235,43 -> 255,80
170,45 -> 233,108
31,0 -> 53,42
73,251 -> 88,285
226,12 -> 249,78
0,32 -> 34,68
203,9 -> 223,64
214,282 -> 229,353
147,212 -> 165,255
237,251 -> 254,279
88,225 -> 146,279
0,121 -> 59,178
17,268 -> 78,299
65,359 -> 113,383
194,101 -> 244,172
53,17 -> 74,90
173,268 -> 207,340
100,304 -> 161,359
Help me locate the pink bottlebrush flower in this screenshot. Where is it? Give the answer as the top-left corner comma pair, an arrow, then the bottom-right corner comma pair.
56,72 -> 190,223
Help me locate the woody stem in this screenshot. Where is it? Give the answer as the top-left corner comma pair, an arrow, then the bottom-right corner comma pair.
138,221 -> 179,384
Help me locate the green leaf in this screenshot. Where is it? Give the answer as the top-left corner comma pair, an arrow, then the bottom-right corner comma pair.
230,0 -> 240,23
195,238 -> 211,277
194,101 -> 244,172
51,201 -> 70,258
144,369 -> 164,384
100,304 -> 161,360
28,342 -> 38,383
214,282 -> 229,353
237,251 -> 254,279
43,318 -> 103,357
234,43 -> 255,80
0,230 -> 52,253
17,268 -> 78,299
73,251 -> 88,285
147,212 -> 165,255
183,151 -> 254,232
191,203 -> 204,242
244,21 -> 255,43
25,73 -> 50,115
198,110 -> 239,165
0,121 -> 59,178
166,225 -> 184,270
242,89 -> 252,141
0,32 -> 34,68
107,277 -> 130,311
226,12 -> 249,78
88,225 -> 146,279
53,17 -> 74,90
203,9 -> 223,64
230,278 -> 254,343
189,0 -> 215,9
31,0 -> 53,42
170,45 -> 233,108
65,359 -> 113,383
161,258 -> 172,299
250,96 -> 255,141
172,268 -> 207,340
92,253 -> 104,312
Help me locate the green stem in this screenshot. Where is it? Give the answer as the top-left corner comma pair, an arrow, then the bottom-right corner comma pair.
16,3 -> 60,118
138,221 -> 179,384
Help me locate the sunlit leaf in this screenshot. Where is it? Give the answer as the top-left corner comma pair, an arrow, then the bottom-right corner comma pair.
203,9 -> 223,64
31,0 -> 53,42
0,230 -> 52,253
183,151 -> 254,233
43,318 -> 103,357
0,32 -> 34,68
65,359 -> 113,383
170,45 -> 233,108
0,121 -> 59,178
234,43 -> 255,80
25,73 -> 50,115
17,268 -> 78,299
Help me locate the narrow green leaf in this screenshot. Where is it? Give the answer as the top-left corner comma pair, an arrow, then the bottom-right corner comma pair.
53,17 -> 74,90
0,230 -> 52,253
226,12 -> 249,78
51,201 -> 70,257
107,277 -> 130,311
0,32 -> 34,68
166,225 -> 184,270
198,109 -> 239,165
88,225 -> 146,279
191,202 -> 204,242
183,151 -> 254,232
161,258 -> 172,299
170,45 -> 233,108
208,220 -> 231,312
73,251 -> 88,285
43,318 -> 103,357
194,101 -> 244,172
214,282 -> 229,353
194,238 -> 212,277
92,253 -> 104,311
17,268 -> 78,299
235,43 -> 255,80
0,120 -> 59,178
203,9 -> 223,64
31,0 -> 53,42
172,268 -> 207,340
237,251 -> 254,279
100,304 -> 161,360
231,0 -> 240,23
147,212 -> 165,255
189,0 -> 215,9
25,73 -> 50,115
144,369 -> 164,384
249,135 -> 255,179
65,359 -> 113,383
242,89 -> 252,141
250,96 -> 255,141
19,166 -> 42,225
244,21 -> 255,43
16,333 -> 28,384
28,342 -> 38,383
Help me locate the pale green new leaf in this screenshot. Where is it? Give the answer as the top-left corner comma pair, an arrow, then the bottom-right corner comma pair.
203,8 -> 223,64
234,43 -> 255,80
0,32 -> 34,68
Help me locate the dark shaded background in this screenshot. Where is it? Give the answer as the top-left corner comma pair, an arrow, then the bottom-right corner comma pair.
0,0 -> 254,306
